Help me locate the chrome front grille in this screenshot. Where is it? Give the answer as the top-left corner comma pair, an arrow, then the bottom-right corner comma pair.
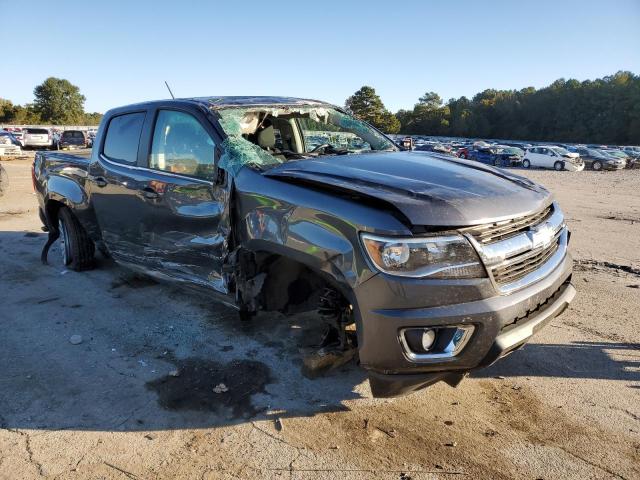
466,203 -> 567,294
491,233 -> 561,285
464,205 -> 553,244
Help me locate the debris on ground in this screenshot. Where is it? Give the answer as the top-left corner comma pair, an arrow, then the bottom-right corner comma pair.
213,383 -> 228,393
69,335 -> 83,345
274,417 -> 283,431
301,347 -> 357,378
168,369 -> 180,377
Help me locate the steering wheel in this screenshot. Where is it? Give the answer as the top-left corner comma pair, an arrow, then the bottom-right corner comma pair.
309,143 -> 331,153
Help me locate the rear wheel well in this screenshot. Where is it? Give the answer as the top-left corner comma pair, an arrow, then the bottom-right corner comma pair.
43,199 -> 66,227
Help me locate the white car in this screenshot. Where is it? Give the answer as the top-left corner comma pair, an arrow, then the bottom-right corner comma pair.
23,127 -> 53,149
0,131 -> 22,156
522,146 -> 584,171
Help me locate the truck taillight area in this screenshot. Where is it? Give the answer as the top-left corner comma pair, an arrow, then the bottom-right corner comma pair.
31,162 -> 37,192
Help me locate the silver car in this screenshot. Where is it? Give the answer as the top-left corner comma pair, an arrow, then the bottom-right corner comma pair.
23,127 -> 53,149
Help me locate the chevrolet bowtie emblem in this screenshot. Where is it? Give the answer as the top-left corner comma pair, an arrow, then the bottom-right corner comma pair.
527,222 -> 554,249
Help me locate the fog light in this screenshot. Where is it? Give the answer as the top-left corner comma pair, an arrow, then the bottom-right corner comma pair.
400,325 -> 475,361
421,329 -> 436,351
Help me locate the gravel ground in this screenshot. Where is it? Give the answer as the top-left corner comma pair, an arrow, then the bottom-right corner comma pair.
0,157 -> 638,479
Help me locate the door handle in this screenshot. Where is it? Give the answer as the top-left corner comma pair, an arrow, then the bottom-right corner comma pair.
140,187 -> 159,200
93,176 -> 108,188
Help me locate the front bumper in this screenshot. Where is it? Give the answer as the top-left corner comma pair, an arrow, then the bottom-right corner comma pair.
353,250 -> 574,397
564,162 -> 584,171
604,163 -> 625,170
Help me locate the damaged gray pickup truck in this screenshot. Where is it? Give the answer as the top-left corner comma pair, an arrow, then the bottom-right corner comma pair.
33,97 -> 576,397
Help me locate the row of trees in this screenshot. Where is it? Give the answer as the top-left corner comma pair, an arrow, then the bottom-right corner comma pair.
347,71 -> 640,144
3,72 -> 638,144
0,77 -> 102,126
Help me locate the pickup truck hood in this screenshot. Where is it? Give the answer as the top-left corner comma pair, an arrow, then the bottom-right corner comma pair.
263,151 -> 552,227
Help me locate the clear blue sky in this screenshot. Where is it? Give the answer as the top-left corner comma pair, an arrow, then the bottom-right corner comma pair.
1,0 -> 638,113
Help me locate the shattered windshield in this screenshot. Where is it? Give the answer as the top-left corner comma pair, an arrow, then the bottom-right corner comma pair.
215,105 -> 396,176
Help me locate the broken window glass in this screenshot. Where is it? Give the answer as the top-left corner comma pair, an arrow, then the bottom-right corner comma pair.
214,105 -> 396,176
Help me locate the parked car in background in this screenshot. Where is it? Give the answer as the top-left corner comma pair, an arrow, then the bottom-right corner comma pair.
457,146 -> 471,158
621,146 -> 640,158
23,127 -> 53,149
493,146 -> 524,166
59,130 -> 88,149
601,149 -> 632,168
0,130 -> 23,156
414,143 -> 451,154
4,127 -> 24,146
0,129 -> 22,147
463,146 -> 522,167
576,148 -> 625,170
501,142 -> 532,151
466,146 -> 497,164
523,146 -> 584,171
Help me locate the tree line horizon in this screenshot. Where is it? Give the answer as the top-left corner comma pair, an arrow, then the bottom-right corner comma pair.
346,71 -> 639,145
2,72 -> 638,144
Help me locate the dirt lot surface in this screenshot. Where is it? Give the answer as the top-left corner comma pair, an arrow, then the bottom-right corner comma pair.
1,156 -> 639,479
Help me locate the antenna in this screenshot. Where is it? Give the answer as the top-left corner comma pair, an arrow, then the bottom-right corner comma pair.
164,81 -> 175,99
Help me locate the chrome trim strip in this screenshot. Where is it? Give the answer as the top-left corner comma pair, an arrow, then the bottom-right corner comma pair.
463,202 -> 568,295
494,229 -> 568,295
493,230 -> 562,271
398,325 -> 475,362
471,207 -> 565,265
98,154 -> 214,185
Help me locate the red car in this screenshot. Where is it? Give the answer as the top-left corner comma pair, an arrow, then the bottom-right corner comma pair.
457,146 -> 470,158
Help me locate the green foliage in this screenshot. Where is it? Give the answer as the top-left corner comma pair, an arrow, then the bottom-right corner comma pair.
82,112 -> 103,126
2,79 -> 102,126
345,86 -> 400,134
0,98 -> 40,124
33,77 -> 86,124
394,71 -> 640,144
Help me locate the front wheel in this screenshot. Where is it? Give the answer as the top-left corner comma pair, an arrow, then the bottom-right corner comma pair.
56,207 -> 95,271
554,161 -> 564,171
592,161 -> 602,171
522,159 -> 531,168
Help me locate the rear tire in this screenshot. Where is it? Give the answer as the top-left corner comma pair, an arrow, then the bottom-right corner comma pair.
554,161 -> 564,171
592,161 -> 602,171
522,159 -> 531,168
57,207 -> 95,271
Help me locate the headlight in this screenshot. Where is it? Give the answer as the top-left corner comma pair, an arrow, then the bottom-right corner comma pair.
361,233 -> 486,279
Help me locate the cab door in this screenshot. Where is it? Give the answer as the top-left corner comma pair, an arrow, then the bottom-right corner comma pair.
133,106 -> 230,293
88,110 -> 150,263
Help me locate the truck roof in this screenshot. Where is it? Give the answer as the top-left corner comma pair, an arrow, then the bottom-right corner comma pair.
113,96 -> 331,111
197,96 -> 329,109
